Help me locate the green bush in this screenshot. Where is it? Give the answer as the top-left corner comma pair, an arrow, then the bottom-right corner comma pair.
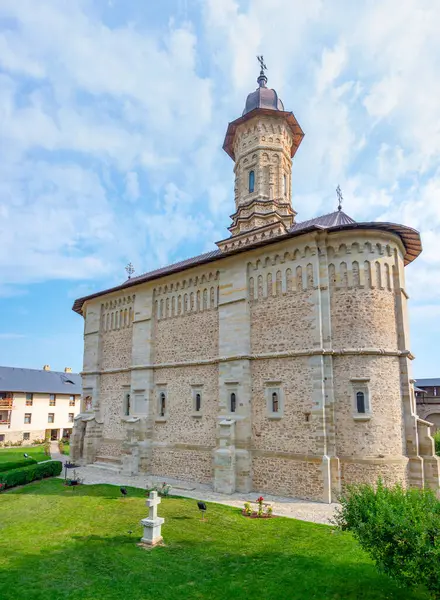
334,480 -> 440,599
0,458 -> 37,473
433,430 -> 440,456
0,461 -> 62,491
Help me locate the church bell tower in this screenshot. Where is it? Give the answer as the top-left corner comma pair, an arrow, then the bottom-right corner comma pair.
218,58 -> 304,251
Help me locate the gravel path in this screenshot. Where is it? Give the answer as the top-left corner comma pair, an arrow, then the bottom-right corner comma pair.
50,444 -> 338,525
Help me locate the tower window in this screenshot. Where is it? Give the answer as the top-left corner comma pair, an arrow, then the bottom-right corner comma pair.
124,393 -> 131,416
272,392 -> 279,413
230,392 -> 236,413
283,174 -> 287,195
195,393 -> 201,412
249,170 -> 255,193
356,391 -> 366,414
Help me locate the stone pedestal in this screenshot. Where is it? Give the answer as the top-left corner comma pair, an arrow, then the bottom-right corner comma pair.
140,491 -> 164,546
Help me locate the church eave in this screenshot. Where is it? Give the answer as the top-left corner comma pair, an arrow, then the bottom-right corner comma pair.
72,221 -> 421,315
222,108 -> 304,161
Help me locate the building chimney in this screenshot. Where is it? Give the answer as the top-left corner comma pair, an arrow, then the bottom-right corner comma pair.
64,367 -> 72,373
43,365 -> 50,371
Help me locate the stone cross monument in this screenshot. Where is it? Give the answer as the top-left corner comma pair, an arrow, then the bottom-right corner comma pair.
140,490 -> 164,546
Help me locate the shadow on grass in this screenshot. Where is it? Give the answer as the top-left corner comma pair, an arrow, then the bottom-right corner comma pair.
0,533 -> 430,600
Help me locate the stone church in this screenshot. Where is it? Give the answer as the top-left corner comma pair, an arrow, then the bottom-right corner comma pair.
71,66 -> 440,502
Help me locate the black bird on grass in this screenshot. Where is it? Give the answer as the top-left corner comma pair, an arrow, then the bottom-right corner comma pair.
23,453 -> 29,459
120,487 -> 128,497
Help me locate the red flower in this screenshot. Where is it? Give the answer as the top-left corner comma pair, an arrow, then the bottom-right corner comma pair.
257,496 -> 264,503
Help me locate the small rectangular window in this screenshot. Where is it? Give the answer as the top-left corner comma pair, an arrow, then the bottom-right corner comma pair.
191,386 -> 203,417
0,434 -> 5,442
48,413 -> 55,423
24,413 -> 32,424
23,432 -> 30,441
69,395 -> 75,406
230,392 -> 236,413
159,392 -> 166,417
351,379 -> 371,420
124,393 -> 131,417
26,393 -> 33,406
266,384 -> 284,419
356,391 -> 366,413
49,394 -> 56,406
68,413 -> 74,423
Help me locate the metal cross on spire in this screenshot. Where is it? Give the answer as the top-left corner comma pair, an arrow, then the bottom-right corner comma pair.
336,185 -> 343,212
125,262 -> 135,280
257,55 -> 267,73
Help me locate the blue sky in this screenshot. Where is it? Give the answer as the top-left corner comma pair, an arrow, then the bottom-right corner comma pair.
0,0 -> 439,377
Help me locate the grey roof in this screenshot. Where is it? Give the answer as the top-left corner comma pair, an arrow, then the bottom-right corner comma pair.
0,366 -> 82,394
414,378 -> 440,387
72,209 -> 422,315
290,210 -> 356,232
243,78 -> 284,116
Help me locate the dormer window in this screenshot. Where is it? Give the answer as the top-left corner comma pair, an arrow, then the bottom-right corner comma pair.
249,170 -> 255,193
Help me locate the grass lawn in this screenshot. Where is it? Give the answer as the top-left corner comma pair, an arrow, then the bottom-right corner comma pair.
0,445 -> 49,463
0,479 -> 430,600
62,442 -> 70,456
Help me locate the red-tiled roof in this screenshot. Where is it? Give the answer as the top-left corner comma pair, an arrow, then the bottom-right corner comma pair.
72,211 -> 422,315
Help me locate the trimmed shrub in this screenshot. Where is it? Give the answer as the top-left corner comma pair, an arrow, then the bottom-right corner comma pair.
0,461 -> 62,490
0,458 -> 37,473
334,480 -> 440,599
434,430 -> 440,456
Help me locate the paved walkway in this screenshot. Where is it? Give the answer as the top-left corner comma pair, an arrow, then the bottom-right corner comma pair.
50,444 -> 337,525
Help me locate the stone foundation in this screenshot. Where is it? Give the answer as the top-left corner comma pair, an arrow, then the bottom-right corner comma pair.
252,455 -> 325,501
150,447 -> 213,484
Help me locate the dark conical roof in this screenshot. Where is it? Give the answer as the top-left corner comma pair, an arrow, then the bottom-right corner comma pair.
242,71 -> 284,116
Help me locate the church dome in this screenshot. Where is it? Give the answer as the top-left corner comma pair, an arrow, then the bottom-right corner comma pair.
242,71 -> 284,116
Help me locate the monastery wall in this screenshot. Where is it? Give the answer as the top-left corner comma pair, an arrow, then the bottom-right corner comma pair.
73,227 -> 433,500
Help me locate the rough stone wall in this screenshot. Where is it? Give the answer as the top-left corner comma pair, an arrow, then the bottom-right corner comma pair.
153,365 -> 218,447
340,460 -> 408,489
99,293 -> 134,371
251,357 -> 320,455
328,240 -> 398,349
100,371 -> 131,442
151,448 -> 212,484
248,247 -> 316,354
252,456 -> 324,500
333,355 -> 405,457
251,292 -> 314,354
154,311 -> 218,364
100,328 -> 133,371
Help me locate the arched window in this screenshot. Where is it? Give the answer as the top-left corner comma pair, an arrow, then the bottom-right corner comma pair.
248,170 -> 255,193
283,174 -> 287,195
124,393 -> 130,417
159,392 -> 166,417
195,393 -> 201,412
230,392 -> 236,413
272,392 -> 279,413
356,391 -> 366,414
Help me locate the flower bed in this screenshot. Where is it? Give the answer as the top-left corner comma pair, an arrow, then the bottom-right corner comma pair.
242,497 -> 274,518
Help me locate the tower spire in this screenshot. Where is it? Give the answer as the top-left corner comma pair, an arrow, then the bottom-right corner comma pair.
257,55 -> 267,88
336,185 -> 343,212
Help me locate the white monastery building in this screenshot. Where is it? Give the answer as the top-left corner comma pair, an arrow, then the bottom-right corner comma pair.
70,64 -> 440,502
0,366 -> 81,444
